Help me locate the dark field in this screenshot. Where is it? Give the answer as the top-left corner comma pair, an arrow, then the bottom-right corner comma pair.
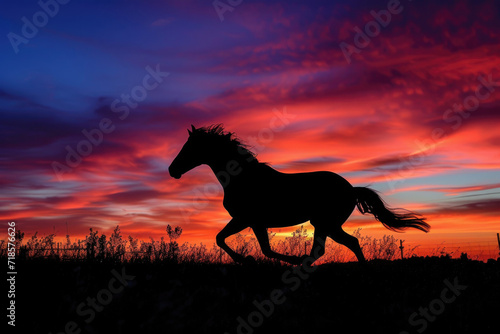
11,257 -> 500,334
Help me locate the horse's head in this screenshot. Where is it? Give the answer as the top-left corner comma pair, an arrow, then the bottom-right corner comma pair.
169,125 -> 211,179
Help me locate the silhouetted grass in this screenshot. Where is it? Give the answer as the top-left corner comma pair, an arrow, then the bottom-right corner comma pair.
5,225 -> 499,333
2,225 -> 425,264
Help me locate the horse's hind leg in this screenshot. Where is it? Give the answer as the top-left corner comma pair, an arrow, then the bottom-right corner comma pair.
329,227 -> 366,262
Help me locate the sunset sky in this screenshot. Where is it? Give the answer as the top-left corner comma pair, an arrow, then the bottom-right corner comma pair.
1,0 -> 499,259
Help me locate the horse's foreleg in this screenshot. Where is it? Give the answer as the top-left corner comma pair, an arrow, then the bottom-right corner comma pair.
216,218 -> 250,263
308,228 -> 327,263
253,227 -> 303,265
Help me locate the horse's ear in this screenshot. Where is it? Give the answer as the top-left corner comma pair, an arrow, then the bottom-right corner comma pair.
188,124 -> 196,135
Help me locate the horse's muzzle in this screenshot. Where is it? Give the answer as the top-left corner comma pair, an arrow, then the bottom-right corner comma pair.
168,166 -> 182,179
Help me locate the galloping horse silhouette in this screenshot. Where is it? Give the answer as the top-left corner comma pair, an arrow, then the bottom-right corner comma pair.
169,125 -> 430,265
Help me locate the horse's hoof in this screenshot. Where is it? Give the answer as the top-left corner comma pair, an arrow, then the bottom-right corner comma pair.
288,255 -> 307,266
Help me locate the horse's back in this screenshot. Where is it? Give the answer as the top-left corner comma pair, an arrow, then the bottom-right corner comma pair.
281,170 -> 355,205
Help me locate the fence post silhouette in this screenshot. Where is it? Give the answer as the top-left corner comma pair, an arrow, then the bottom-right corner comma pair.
497,233 -> 500,257
399,240 -> 404,260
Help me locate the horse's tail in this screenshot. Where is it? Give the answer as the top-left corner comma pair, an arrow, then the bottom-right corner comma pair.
353,187 -> 430,233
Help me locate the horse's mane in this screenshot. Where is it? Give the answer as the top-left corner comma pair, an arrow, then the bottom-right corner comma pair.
193,124 -> 259,164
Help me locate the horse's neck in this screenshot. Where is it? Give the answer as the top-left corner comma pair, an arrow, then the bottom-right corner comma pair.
207,153 -> 257,189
